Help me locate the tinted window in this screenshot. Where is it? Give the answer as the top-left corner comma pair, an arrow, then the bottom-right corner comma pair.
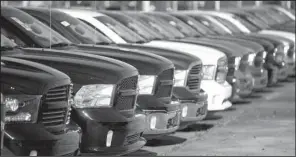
190,15 -> 229,35
1,7 -> 71,47
150,14 -> 200,37
94,15 -> 147,43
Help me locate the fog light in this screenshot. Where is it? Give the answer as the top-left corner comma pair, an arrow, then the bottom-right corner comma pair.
5,113 -> 31,122
150,116 -> 157,129
106,130 -> 113,147
29,150 -> 37,156
181,106 -> 188,117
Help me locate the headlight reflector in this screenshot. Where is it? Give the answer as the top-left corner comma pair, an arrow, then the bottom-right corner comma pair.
235,57 -> 241,70
74,84 -> 115,108
150,116 -> 157,129
181,106 -> 188,117
202,65 -> 215,80
138,75 -> 156,94
173,70 -> 187,87
3,95 -> 41,123
248,53 -> 256,65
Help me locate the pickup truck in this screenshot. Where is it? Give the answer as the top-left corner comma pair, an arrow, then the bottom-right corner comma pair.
0,56 -> 81,156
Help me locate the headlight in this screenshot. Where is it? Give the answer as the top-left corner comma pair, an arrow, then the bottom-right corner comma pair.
74,84 -> 115,108
262,51 -> 267,59
173,70 -> 187,87
150,116 -> 157,129
235,57 -> 241,70
248,53 -> 256,65
3,94 -> 41,123
283,43 -> 290,54
138,75 -> 156,94
202,65 -> 216,80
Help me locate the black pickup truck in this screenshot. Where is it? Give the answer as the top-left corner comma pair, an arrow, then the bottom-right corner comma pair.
21,7 -> 208,131
1,6 -> 180,144
0,56 -> 81,156
1,32 -> 146,156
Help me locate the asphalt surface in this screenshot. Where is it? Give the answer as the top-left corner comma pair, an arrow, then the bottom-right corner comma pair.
128,78 -> 295,156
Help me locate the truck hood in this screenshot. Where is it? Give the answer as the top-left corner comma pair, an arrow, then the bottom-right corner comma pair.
1,56 -> 71,95
177,37 -> 248,57
57,44 -> 174,75
259,30 -> 295,43
200,36 -> 264,53
114,43 -> 202,70
145,40 -> 225,65
2,48 -> 138,91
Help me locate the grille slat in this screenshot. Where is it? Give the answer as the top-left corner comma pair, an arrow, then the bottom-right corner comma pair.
187,64 -> 202,91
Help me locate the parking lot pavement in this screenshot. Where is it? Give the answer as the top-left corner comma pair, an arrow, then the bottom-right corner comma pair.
128,79 -> 295,156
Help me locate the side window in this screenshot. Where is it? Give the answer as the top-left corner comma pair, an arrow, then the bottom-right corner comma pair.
1,28 -> 26,47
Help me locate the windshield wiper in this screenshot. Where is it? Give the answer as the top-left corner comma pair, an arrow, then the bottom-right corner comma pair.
0,46 -> 16,51
135,40 -> 147,44
95,41 -> 112,45
49,42 -> 71,48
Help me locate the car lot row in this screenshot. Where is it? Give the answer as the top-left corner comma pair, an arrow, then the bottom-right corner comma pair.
1,4 -> 295,156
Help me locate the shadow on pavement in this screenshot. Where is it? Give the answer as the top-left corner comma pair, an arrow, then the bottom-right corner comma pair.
145,135 -> 187,147
233,99 -> 252,105
224,106 -> 237,112
179,123 -> 214,132
204,112 -> 223,120
247,94 -> 263,99
257,88 -> 274,93
124,149 -> 158,156
269,83 -> 285,88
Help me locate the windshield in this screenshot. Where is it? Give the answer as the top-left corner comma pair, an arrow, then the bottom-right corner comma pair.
1,8 -> 71,48
211,16 -> 243,34
94,15 -> 147,43
231,14 -> 260,32
266,8 -> 291,23
189,15 -> 229,35
150,13 -> 201,37
128,13 -> 174,39
249,10 -> 278,26
240,13 -> 269,29
102,12 -> 163,41
173,14 -> 217,36
1,34 -> 17,49
52,11 -> 113,45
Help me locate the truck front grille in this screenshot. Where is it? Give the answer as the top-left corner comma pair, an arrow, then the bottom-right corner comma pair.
40,85 -> 70,133
123,133 -> 142,146
114,76 -> 138,113
239,54 -> 249,72
216,57 -> 228,84
287,47 -> 295,58
254,51 -> 265,67
186,64 -> 202,91
154,68 -> 174,98
227,57 -> 235,77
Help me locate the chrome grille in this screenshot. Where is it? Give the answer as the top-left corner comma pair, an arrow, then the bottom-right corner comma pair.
215,57 -> 228,84
114,76 -> 138,112
154,68 -> 174,98
40,85 -> 70,132
239,54 -> 249,72
227,56 -> 236,77
123,133 -> 142,146
254,51 -> 265,67
186,64 -> 202,91
287,47 -> 295,58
